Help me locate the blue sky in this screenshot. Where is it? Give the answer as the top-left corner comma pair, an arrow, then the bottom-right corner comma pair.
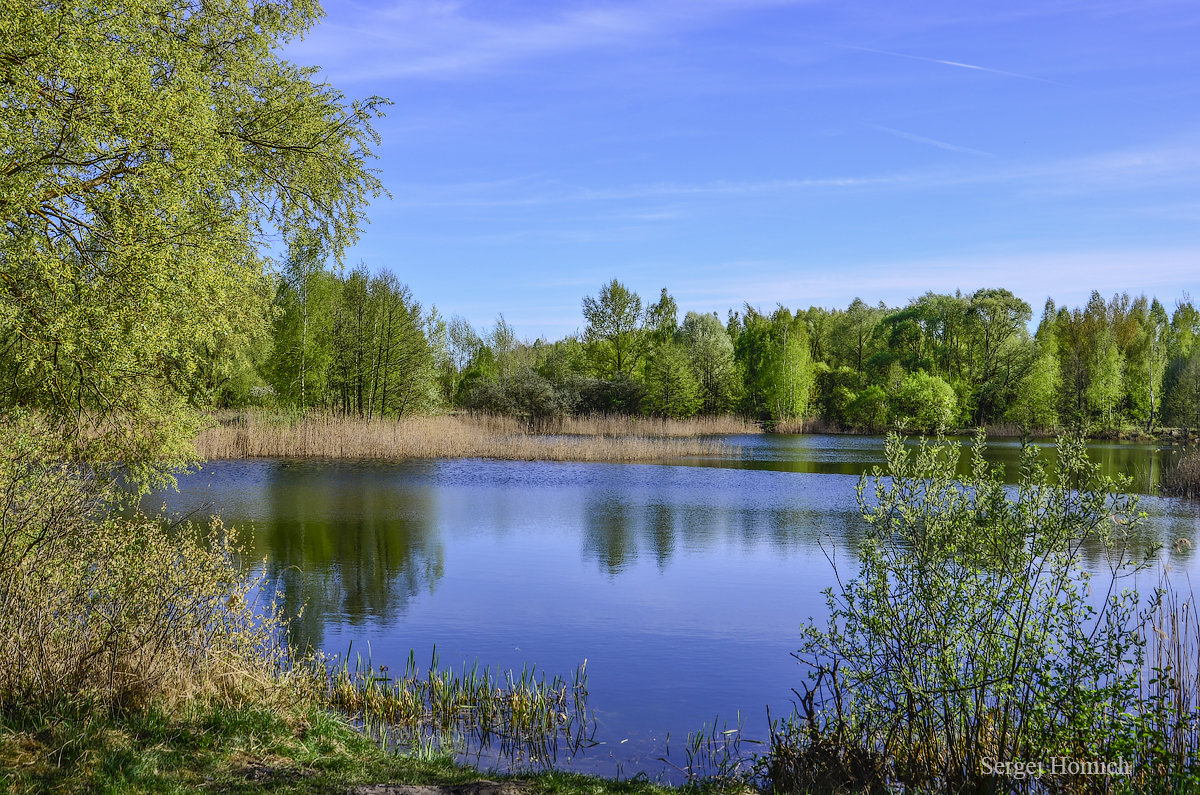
286,0 -> 1200,340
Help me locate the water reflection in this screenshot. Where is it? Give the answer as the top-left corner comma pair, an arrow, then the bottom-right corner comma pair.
706,433 -> 1182,496
148,436 -> 1200,781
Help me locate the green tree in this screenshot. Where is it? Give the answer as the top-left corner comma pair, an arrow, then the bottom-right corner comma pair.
890,371 -> 957,433
964,288 -> 1035,424
1165,344 -> 1200,429
735,306 -> 813,422
646,288 -> 679,345
832,298 -> 885,377
0,0 -> 386,481
680,311 -> 739,414
265,240 -> 338,408
582,279 -> 645,379
642,340 -> 700,418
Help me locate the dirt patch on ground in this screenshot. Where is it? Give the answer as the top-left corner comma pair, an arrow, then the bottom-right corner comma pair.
350,782 -> 530,795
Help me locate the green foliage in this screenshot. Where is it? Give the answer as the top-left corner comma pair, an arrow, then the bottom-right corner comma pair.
889,370 -> 957,432
845,385 -> 889,432
1005,347 -> 1059,431
265,240 -> 339,409
734,307 -> 813,422
642,340 -> 701,419
0,0 -> 386,481
583,279 -> 645,379
1165,344 -> 1200,429
249,275 -> 1200,434
789,432 -> 1174,792
681,312 -> 740,414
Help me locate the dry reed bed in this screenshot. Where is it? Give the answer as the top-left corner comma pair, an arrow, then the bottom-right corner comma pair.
1162,446 -> 1200,499
195,413 -> 737,462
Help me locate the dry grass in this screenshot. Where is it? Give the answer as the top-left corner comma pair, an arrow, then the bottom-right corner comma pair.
1161,446 -> 1200,499
532,413 -> 759,437
0,419 -> 290,713
195,412 -> 740,462
772,416 -> 834,434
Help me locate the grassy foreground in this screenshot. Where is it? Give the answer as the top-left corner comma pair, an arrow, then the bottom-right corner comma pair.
0,701 -> 698,795
194,412 -> 755,462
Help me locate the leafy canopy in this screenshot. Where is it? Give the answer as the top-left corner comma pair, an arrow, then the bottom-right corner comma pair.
0,0 -> 387,482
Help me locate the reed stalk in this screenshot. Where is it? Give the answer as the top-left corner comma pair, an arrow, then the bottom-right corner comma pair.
194,411 -> 745,462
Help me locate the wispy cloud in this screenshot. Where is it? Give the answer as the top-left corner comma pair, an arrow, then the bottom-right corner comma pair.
670,247 -> 1200,312
872,125 -> 995,158
839,44 -> 1069,86
387,173 -> 918,209
291,0 -> 809,81
393,133 -> 1200,210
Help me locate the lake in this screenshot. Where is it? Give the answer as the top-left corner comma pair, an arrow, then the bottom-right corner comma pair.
155,434 -> 1200,781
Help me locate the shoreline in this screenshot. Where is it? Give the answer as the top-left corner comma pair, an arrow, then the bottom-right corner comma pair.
194,411 -> 1197,463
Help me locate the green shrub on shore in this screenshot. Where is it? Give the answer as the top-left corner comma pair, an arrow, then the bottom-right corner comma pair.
773,432 -> 1200,794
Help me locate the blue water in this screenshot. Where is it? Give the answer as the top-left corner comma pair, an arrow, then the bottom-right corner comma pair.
153,434 -> 1200,780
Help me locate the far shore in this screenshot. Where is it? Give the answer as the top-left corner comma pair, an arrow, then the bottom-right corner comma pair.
195,411 -> 1197,463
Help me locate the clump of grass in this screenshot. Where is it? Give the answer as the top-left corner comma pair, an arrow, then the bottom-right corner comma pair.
767,416 -> 820,434
1161,445 -> 1200,498
656,711 -> 762,787
194,411 -> 738,462
324,648 -> 594,770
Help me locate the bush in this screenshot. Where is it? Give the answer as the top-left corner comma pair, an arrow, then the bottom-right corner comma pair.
845,385 -> 889,432
889,370 -> 957,433
0,417 -> 287,713
774,432 -> 1197,793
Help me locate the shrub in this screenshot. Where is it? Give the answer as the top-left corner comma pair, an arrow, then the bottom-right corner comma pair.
0,417 -> 287,713
775,432 -> 1193,793
845,385 -> 889,432
889,370 -> 957,433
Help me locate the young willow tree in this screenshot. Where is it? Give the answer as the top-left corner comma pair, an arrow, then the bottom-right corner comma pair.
788,434 -> 1160,793
0,0 -> 386,483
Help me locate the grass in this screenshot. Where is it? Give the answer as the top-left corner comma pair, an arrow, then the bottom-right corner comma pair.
194,412 -> 747,462
0,698 -> 709,795
325,648 -> 594,770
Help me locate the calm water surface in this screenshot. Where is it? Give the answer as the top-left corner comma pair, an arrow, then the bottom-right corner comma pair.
156,434 -> 1200,780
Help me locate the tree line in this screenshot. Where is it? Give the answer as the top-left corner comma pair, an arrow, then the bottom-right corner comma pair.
208,262 -> 1200,435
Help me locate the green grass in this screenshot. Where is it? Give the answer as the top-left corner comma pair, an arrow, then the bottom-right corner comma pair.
0,701 -> 729,795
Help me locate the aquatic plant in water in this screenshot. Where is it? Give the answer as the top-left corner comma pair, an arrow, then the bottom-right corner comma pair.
325,646 -> 595,770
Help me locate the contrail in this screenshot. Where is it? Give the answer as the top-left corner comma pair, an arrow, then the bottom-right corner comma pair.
873,125 -> 995,158
841,44 -> 1069,86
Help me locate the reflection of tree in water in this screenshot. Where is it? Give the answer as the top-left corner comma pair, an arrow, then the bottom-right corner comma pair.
581,495 -> 850,575
248,464 -> 444,653
583,498 -> 636,575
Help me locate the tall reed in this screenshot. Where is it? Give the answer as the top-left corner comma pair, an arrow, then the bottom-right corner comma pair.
194,411 -> 738,462
1161,446 -> 1200,498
